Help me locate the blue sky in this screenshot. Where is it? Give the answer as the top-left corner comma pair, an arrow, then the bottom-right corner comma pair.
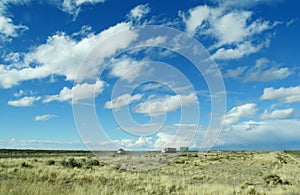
0,0 -> 300,150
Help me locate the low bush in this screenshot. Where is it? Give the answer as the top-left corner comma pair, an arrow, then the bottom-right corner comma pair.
46,160 -> 55,166
21,162 -> 32,168
263,174 -> 290,186
87,159 -> 100,166
175,159 -> 185,164
61,158 -> 82,168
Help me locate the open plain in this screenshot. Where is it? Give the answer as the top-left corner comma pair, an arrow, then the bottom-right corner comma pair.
0,150 -> 300,194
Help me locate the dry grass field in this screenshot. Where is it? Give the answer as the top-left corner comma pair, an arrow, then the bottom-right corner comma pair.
0,150 -> 300,194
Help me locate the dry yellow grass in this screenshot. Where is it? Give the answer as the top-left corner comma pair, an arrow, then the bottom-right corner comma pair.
0,151 -> 299,194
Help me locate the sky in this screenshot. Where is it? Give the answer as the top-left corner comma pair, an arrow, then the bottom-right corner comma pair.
0,0 -> 300,150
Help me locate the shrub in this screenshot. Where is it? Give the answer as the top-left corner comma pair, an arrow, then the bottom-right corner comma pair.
80,158 -> 87,164
21,162 -> 32,168
61,158 -> 82,168
188,153 -> 198,158
87,159 -> 100,166
46,160 -> 55,166
175,159 -> 185,164
263,174 -> 290,186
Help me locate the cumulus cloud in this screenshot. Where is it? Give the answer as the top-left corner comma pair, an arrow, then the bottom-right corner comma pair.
224,103 -> 257,125
105,93 -> 142,110
0,22 -> 137,88
107,123 -> 199,150
91,137 -> 154,150
8,96 -> 41,107
109,56 -> 149,83
217,119 -> 300,149
181,6 -> 273,45
93,118 -> 300,150
34,114 -> 57,121
179,5 -> 211,35
61,0 -> 105,17
134,93 -> 197,116
127,4 -> 150,22
224,58 -> 293,82
180,5 -> 275,60
43,80 -> 105,103
261,86 -> 300,103
260,108 -> 294,120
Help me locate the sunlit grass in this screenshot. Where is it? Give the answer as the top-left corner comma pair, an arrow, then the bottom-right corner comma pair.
0,150 -> 299,194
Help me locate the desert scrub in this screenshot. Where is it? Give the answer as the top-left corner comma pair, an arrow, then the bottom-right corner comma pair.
21,161 -> 32,168
86,159 -> 100,166
1,151 -> 300,194
263,174 -> 290,186
61,158 -> 82,168
45,160 -> 55,166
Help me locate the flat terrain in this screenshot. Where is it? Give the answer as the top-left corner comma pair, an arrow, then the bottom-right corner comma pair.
0,150 -> 300,194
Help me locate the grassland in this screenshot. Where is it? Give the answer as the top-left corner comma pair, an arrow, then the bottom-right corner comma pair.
0,150 -> 300,194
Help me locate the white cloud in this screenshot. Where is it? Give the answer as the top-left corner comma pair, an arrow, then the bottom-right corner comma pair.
0,22 -> 137,88
225,58 -> 293,82
141,36 -> 167,46
127,4 -> 150,22
179,5 -> 211,35
173,123 -> 197,127
72,118 -> 300,150
211,40 -> 269,60
180,5 -> 275,60
261,86 -> 300,103
75,0 -> 105,5
43,80 -> 105,103
3,52 -> 23,63
0,16 -> 28,41
260,108 -> 294,120
217,119 -> 300,149
181,6 -> 273,45
139,82 -> 164,91
154,132 -> 191,149
13,89 -> 25,97
72,25 -> 93,37
34,114 -> 57,121
105,93 -> 142,110
99,137 -> 154,149
8,96 -> 40,107
108,123 -> 199,150
61,0 -> 105,17
109,56 -> 148,82
0,0 -> 105,20
287,18 -> 297,27
224,66 -> 247,78
133,136 -> 153,147
224,103 -> 257,125
209,11 -> 252,46
134,93 -> 197,116
211,0 -> 284,9
153,123 -> 199,149
0,0 -> 29,42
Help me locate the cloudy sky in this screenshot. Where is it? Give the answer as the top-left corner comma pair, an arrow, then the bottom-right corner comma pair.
0,0 -> 299,150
